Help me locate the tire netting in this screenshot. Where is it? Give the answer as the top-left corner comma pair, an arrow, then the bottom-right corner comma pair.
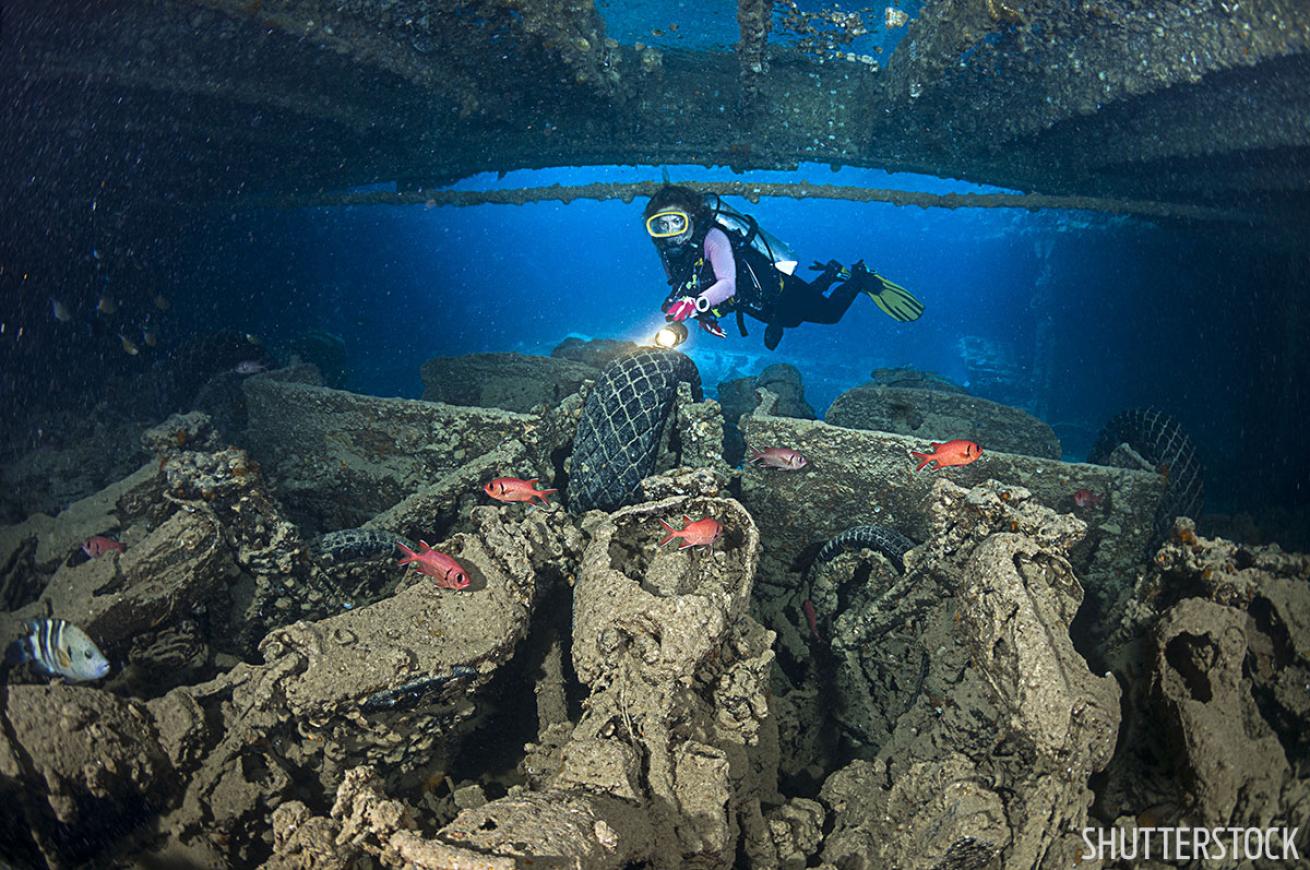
1088,407 -> 1204,539
811,523 -> 917,576
567,348 -> 702,514
311,528 -> 407,564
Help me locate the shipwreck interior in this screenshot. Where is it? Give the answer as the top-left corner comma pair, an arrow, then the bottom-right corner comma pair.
1,1 -> 1309,868
3,0 -> 1310,507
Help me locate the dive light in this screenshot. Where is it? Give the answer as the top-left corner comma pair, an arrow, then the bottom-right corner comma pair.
653,320 -> 688,349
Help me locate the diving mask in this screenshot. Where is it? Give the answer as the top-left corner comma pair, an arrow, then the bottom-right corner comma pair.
646,210 -> 691,239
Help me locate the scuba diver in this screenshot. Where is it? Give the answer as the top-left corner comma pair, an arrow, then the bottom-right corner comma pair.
644,185 -> 923,350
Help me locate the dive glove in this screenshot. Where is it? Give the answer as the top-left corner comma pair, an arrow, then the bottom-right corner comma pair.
665,295 -> 698,322
699,318 -> 726,339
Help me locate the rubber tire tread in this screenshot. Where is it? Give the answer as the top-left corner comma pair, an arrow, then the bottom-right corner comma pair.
812,523 -> 917,575
567,349 -> 702,514
1088,407 -> 1204,538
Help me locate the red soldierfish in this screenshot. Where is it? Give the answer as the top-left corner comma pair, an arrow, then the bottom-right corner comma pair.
658,515 -> 722,551
911,439 -> 982,472
802,598 -> 823,641
82,535 -> 125,558
483,477 -> 558,507
396,540 -> 471,590
1073,488 -> 1104,509
748,446 -> 808,470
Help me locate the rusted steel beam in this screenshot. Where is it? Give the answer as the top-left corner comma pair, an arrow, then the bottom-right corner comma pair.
736,0 -> 773,117
264,179 -> 1258,223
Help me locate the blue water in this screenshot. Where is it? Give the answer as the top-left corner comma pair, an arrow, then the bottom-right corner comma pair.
163,161 -> 1296,514
0,160 -> 1271,515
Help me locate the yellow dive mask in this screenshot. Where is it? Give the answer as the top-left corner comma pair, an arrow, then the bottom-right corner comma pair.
646,209 -> 691,239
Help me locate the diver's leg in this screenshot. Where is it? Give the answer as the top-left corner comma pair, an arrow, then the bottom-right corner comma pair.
800,277 -> 864,325
762,275 -> 812,350
808,271 -> 840,296
778,269 -> 864,325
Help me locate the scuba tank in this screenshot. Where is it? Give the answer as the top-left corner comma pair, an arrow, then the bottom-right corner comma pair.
704,193 -> 799,276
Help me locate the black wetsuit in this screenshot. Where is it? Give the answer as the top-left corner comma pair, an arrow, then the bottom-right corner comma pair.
763,267 -> 867,350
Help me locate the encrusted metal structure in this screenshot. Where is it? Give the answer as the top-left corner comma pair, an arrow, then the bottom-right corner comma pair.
2,0 -> 1308,226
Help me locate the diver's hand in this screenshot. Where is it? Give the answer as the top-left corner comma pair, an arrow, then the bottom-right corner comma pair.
809,259 -> 843,275
665,296 -> 698,322
699,318 -> 727,339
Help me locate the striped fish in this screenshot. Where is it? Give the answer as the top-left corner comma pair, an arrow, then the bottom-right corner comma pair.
9,619 -> 110,682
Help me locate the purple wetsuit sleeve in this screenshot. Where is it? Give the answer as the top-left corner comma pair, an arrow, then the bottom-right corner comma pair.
700,228 -> 737,307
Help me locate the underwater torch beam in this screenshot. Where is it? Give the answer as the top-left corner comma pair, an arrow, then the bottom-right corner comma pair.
276,181 -> 1256,224
652,321 -> 688,349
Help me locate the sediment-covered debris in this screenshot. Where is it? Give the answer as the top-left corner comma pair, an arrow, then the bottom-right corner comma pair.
1,349 -> 1307,869
815,479 -> 1120,868
145,503 -> 580,865
719,363 -> 817,424
1097,518 -> 1310,836
267,488 -> 780,869
868,366 -> 969,394
740,399 -> 1164,613
4,410 -> 336,660
558,492 -> 780,866
719,363 -> 816,464
191,362 -> 324,443
551,337 -> 643,369
10,507 -> 238,652
420,352 -> 600,413
243,378 -> 543,533
364,386 -> 584,540
0,460 -> 157,613
0,684 -> 174,865
671,381 -> 731,479
826,378 -> 1062,459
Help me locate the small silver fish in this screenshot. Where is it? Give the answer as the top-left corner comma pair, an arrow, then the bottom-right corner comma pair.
51,298 -> 72,322
120,334 -> 140,356
234,360 -> 267,375
10,618 -> 110,682
97,294 -> 117,315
